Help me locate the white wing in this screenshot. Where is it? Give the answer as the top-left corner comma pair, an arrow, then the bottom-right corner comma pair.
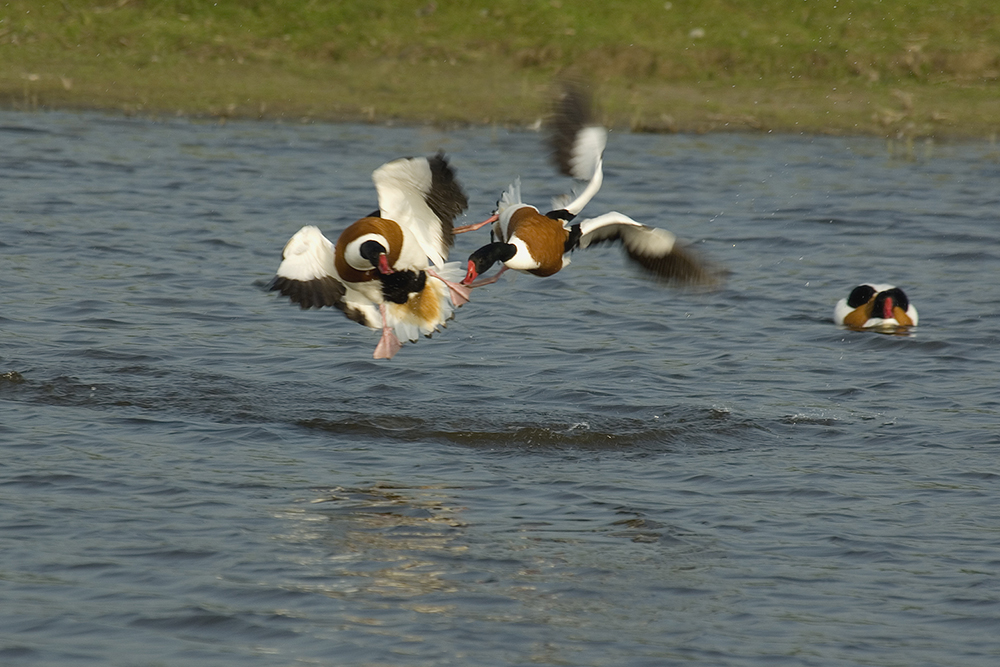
566,126 -> 607,181
271,225 -> 341,304
578,212 -> 675,252
577,212 -> 720,286
548,81 -> 607,216
268,225 -> 380,327
372,154 -> 467,267
551,155 -> 604,217
552,128 -> 605,216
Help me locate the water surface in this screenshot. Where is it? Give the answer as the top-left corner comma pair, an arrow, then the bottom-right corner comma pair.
2,111 -> 1000,666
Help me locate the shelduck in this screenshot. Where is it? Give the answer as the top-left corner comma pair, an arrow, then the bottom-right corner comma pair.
268,153 -> 470,359
460,82 -> 720,289
834,283 -> 918,330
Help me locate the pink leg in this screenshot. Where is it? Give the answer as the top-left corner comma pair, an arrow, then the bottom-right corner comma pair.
427,268 -> 472,307
373,304 -> 403,359
468,265 -> 509,288
453,213 -> 499,234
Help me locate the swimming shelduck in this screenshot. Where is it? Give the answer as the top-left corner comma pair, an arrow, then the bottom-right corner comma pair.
268,153 -> 471,359
460,82 -> 721,289
834,283 -> 918,330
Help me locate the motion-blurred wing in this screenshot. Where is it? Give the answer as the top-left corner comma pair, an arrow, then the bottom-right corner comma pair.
548,81 -> 607,216
578,212 -> 722,287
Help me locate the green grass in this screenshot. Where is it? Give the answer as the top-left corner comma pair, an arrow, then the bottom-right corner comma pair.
2,0 -> 999,136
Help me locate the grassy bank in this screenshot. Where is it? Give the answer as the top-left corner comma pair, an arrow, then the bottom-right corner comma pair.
2,0 -> 999,137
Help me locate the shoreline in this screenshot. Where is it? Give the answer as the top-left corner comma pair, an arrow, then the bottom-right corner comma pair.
4,69 -> 998,142
3,1 -> 998,139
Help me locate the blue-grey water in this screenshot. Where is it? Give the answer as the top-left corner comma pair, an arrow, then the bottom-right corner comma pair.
2,110 -> 1000,666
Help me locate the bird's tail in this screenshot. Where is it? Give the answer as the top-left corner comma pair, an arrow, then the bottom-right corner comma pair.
495,177 -> 523,217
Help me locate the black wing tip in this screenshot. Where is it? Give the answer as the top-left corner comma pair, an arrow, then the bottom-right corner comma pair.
427,150 -> 450,174
547,78 -> 597,177
268,275 -> 347,310
625,243 -> 728,290
425,151 -> 469,246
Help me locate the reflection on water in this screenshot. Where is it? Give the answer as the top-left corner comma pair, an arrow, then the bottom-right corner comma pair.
839,323 -> 916,336
282,485 -> 468,601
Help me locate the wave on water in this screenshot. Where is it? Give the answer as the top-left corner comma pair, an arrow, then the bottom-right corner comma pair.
1,364 -> 770,451
298,405 -> 763,451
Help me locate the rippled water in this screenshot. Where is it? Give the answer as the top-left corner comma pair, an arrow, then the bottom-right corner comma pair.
2,110 -> 1000,666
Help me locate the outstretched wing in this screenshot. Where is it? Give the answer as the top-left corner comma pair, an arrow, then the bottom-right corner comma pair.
577,212 -> 723,287
548,81 -> 607,216
549,81 -> 606,180
268,226 -> 343,309
372,152 -> 469,266
267,225 -> 374,326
